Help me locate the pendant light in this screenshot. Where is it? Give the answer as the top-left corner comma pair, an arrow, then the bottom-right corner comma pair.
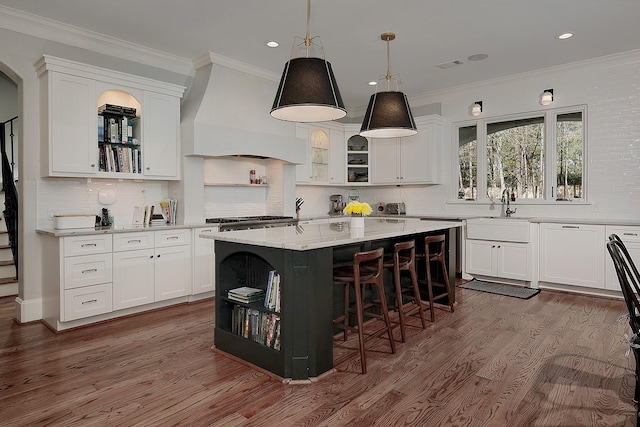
271,0 -> 346,123
360,32 -> 417,138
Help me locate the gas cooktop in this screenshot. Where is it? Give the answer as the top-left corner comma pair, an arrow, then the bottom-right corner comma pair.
205,215 -> 293,224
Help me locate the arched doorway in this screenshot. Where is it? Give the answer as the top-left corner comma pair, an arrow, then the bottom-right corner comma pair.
0,69 -> 19,297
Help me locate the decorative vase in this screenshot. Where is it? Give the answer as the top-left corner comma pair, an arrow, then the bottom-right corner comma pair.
350,226 -> 365,238
350,215 -> 365,229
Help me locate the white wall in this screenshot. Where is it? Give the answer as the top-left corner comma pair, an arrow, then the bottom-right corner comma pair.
296,51 -> 640,222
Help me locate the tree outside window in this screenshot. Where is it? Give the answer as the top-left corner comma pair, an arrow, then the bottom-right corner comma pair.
457,107 -> 584,202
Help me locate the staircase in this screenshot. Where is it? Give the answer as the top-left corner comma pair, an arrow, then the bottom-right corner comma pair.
0,192 -> 17,297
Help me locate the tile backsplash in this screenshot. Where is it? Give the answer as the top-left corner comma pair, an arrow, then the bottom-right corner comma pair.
38,178 -> 169,228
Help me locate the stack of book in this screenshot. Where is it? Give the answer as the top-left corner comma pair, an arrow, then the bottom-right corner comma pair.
227,286 -> 265,304
159,199 -> 177,225
97,103 -> 141,174
231,307 -> 280,350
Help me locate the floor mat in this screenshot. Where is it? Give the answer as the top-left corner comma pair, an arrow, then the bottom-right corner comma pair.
458,279 -> 540,299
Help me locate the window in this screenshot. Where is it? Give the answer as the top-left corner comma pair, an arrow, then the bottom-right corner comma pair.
556,112 -> 583,200
458,125 -> 477,199
457,106 -> 585,202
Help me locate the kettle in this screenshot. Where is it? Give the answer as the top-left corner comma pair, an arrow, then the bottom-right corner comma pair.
329,194 -> 345,215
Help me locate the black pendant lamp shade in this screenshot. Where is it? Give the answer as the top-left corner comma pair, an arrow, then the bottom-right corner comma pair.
360,91 -> 417,138
360,32 -> 417,138
270,0 -> 346,123
271,57 -> 346,122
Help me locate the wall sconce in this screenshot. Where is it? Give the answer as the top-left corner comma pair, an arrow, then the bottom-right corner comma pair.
470,101 -> 483,117
540,89 -> 554,106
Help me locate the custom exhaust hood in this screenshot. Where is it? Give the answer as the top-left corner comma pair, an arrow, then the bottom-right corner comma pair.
181,54 -> 306,164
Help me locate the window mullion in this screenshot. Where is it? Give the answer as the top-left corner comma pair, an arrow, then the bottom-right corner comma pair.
476,121 -> 488,201
545,110 -> 557,200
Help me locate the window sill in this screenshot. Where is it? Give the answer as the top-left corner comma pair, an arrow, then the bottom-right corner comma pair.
447,199 -> 591,206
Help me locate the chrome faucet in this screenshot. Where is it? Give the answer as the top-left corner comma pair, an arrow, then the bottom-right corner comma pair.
501,189 -> 517,217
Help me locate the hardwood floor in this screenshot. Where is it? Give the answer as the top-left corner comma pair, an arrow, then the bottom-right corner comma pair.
1,286 -> 637,426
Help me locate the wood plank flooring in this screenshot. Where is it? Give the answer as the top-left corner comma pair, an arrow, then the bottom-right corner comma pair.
0,285 -> 637,426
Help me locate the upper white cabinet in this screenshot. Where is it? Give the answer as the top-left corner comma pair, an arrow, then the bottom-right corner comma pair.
141,91 -> 180,178
36,55 -> 185,180
345,124 -> 370,185
539,223 -> 606,289
296,123 -> 344,185
371,115 -> 444,185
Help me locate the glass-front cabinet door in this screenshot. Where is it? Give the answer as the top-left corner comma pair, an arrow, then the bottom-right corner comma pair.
296,124 -> 345,185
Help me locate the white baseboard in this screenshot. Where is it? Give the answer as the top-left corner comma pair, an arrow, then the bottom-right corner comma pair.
14,297 -> 42,323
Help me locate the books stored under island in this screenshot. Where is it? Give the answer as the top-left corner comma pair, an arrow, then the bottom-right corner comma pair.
231,306 -> 280,350
227,286 -> 265,304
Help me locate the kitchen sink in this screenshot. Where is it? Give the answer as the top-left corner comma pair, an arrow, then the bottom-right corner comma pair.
466,217 -> 531,243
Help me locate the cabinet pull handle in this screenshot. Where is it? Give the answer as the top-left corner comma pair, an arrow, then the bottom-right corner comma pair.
623,233 -> 638,236
562,225 -> 579,229
157,254 -> 161,258
81,243 -> 97,247
149,255 -> 154,259
82,299 -> 98,305
128,239 -> 141,243
82,268 -> 98,274
167,236 -> 179,240
201,230 -> 212,233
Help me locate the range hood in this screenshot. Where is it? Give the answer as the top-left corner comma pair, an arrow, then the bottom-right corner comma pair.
181,54 -> 306,164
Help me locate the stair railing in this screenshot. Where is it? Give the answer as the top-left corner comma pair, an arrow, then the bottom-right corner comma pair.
1,116 -> 18,278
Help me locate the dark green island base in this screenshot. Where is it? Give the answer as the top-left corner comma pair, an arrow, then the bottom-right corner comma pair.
209,218 -> 462,380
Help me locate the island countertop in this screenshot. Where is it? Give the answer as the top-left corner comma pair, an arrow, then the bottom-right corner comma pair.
202,217 -> 463,251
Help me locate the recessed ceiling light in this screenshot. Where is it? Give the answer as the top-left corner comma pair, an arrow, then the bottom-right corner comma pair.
558,33 -> 573,40
368,81 -> 378,86
467,53 -> 488,62
266,40 -> 279,48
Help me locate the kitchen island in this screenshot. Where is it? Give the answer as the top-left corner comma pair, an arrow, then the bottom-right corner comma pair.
203,218 -> 462,380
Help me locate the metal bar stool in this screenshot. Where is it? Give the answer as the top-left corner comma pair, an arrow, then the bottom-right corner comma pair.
383,240 -> 428,342
333,246 -> 396,374
418,234 -> 455,321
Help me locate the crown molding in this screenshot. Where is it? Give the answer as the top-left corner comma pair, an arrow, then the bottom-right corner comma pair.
0,5 -> 194,76
192,52 -> 280,82
409,49 -> 640,106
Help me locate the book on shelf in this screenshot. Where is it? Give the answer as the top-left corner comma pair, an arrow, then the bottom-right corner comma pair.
98,103 -> 137,118
264,271 -> 281,311
228,286 -> 265,304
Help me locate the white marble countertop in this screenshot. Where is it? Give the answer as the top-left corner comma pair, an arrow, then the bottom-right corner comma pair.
36,222 -> 212,237
203,217 -> 463,251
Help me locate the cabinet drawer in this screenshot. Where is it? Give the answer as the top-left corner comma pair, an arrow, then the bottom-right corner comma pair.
64,253 -> 112,289
113,232 -> 154,252
606,226 -> 640,243
63,235 -> 112,256
63,283 -> 113,321
155,229 -> 191,247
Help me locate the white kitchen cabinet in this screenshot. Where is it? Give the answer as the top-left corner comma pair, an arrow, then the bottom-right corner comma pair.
345,125 -> 370,185
113,229 -> 191,308
193,227 -> 217,295
40,234 -> 114,325
141,91 -> 180,178
112,231 -> 155,310
296,123 -> 345,185
539,223 -> 605,289
44,72 -> 98,175
41,227 -> 196,331
605,226 -> 640,291
155,244 -> 192,301
36,55 -> 185,180
465,240 -> 532,281
113,248 -> 156,310
371,115 -> 444,185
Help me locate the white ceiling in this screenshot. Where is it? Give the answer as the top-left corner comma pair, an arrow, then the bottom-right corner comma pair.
1,0 -> 639,109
